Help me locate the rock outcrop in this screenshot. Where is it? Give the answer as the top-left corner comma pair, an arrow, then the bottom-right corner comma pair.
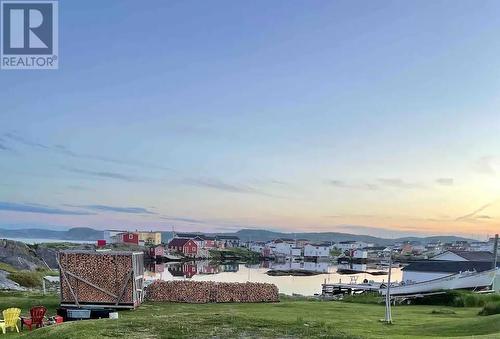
0,270 -> 25,291
0,239 -> 45,270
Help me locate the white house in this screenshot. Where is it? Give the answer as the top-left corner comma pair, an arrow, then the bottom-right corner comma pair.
274,242 -> 294,255
469,242 -> 494,252
249,243 -> 264,254
290,247 -> 302,257
337,241 -> 373,252
431,250 -> 494,262
352,249 -> 368,259
336,241 -> 359,251
304,243 -> 330,258
103,229 -> 126,244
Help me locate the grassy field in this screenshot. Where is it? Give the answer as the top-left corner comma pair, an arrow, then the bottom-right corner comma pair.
0,292 -> 499,338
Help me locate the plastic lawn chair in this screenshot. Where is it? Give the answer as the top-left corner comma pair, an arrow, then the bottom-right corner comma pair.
0,308 -> 21,334
22,306 -> 47,331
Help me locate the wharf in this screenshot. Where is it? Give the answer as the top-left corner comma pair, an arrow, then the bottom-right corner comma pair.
321,281 -> 382,296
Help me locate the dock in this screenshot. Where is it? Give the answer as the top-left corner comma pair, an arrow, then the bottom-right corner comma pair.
322,282 -> 382,296
321,277 -> 382,296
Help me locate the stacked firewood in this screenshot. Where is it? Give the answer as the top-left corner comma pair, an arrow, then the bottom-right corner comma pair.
146,281 -> 279,303
59,251 -> 138,305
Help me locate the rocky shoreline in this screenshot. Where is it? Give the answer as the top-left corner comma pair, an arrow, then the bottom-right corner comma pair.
0,270 -> 25,291
0,239 -> 58,270
0,239 -> 91,290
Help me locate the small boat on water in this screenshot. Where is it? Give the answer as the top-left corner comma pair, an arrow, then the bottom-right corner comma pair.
380,268 -> 497,296
266,269 -> 320,276
336,268 -> 388,276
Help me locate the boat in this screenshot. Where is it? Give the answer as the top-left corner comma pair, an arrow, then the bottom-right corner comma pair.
380,268 -> 497,296
266,269 -> 320,276
336,268 -> 364,275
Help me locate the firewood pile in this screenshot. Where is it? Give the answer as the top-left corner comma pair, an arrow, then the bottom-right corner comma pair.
59,250 -> 143,307
146,281 -> 279,303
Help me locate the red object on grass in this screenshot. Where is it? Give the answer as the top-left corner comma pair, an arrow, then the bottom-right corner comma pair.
54,315 -> 63,324
97,239 -> 106,247
22,306 -> 47,330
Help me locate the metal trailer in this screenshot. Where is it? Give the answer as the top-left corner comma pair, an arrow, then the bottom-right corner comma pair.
58,250 -> 144,309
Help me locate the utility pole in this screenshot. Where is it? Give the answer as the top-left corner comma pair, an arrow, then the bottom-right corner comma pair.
492,233 -> 498,291
384,249 -> 393,324
493,234 -> 498,270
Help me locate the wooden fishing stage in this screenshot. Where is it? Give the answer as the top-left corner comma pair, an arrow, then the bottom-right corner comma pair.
321,280 -> 382,296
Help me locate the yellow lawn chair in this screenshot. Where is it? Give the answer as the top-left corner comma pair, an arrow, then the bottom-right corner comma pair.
0,308 -> 21,334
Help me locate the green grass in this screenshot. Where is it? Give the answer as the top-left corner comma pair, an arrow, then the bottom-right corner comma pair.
0,292 -> 499,338
30,242 -> 77,250
0,262 -> 18,273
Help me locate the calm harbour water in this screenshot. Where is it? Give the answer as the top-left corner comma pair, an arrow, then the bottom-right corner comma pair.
5,237 -> 402,296
145,261 -> 403,296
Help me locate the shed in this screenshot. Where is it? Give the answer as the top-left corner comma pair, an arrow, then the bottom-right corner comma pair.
431,250 -> 494,262
58,250 -> 144,309
402,260 -> 497,283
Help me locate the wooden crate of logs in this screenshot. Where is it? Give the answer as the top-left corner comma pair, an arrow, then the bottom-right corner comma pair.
58,250 -> 144,309
146,281 -> 279,303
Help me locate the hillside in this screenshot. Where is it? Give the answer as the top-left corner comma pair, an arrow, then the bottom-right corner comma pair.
161,229 -> 475,246
232,229 -> 475,245
0,226 -> 475,246
0,227 -> 103,241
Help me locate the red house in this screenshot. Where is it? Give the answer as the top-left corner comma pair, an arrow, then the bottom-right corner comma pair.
120,232 -> 139,245
183,263 -> 197,278
168,238 -> 198,257
203,236 -> 217,248
149,245 -> 165,258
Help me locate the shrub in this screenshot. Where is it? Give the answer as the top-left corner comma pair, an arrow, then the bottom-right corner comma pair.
478,302 -> 500,316
342,293 -> 382,304
8,271 -> 42,288
412,290 -> 500,307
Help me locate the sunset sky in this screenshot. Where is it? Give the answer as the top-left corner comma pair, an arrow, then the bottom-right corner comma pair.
1,1 -> 499,239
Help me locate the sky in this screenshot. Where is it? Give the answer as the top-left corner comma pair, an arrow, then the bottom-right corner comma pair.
1,0 -> 500,239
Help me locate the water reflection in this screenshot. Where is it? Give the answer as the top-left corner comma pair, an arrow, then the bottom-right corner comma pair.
145,261 -> 402,296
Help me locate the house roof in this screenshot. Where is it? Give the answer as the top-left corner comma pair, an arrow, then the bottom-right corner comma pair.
436,250 -> 494,262
402,260 -> 497,273
168,238 -> 194,247
175,233 -> 201,239
217,235 -> 240,240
